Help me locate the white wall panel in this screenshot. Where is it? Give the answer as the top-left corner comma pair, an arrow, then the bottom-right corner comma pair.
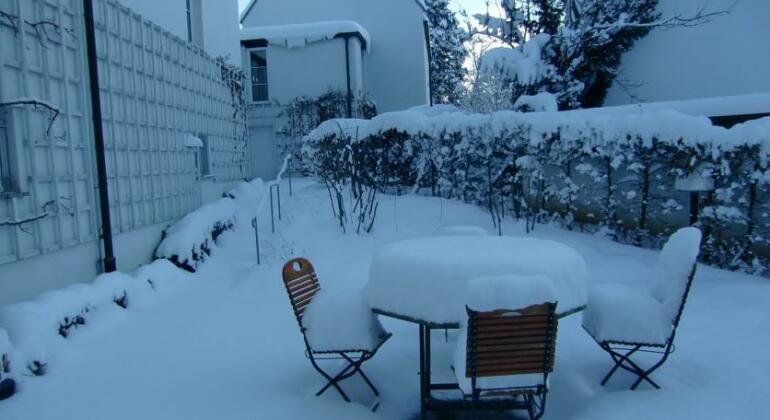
0,0 -> 246,273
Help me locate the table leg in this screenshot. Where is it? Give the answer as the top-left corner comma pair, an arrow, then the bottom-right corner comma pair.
419,324 -> 426,415
425,325 -> 431,396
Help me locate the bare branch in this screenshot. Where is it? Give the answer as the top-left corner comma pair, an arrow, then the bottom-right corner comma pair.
0,99 -> 60,135
0,9 -> 19,33
589,1 -> 736,32
24,19 -> 77,45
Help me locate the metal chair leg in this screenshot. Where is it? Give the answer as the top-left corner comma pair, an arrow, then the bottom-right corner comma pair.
601,343 -> 668,390
601,344 -> 641,385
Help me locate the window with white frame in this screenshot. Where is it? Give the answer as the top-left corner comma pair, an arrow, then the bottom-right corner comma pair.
186,133 -> 210,178
0,109 -> 12,193
199,135 -> 211,177
249,49 -> 269,103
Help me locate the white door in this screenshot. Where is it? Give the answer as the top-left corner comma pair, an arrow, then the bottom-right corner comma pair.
249,126 -> 278,181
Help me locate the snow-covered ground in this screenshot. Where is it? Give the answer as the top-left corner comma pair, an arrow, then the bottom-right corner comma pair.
2,178 -> 770,419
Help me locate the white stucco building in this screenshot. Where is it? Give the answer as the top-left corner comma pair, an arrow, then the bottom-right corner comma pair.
239,0 -> 431,179
119,0 -> 241,63
0,0 -> 243,305
604,0 -> 770,122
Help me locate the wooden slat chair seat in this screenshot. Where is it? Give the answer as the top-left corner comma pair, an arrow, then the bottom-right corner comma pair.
281,258 -> 391,410
455,302 -> 558,420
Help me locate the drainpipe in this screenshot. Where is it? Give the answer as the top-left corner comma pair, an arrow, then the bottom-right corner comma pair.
83,0 -> 116,273
423,20 -> 434,106
344,37 -> 353,118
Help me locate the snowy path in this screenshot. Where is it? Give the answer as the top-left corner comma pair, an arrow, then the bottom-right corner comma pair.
2,179 -> 770,419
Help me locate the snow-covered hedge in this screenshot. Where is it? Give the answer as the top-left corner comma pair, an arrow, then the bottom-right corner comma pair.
155,179 -> 266,272
0,260 -> 190,378
303,108 -> 770,273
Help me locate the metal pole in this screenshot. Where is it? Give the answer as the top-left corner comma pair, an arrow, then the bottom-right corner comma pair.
83,0 -> 116,273
689,192 -> 699,226
288,171 -> 292,196
269,186 -> 275,234
277,184 -> 282,220
251,217 -> 260,265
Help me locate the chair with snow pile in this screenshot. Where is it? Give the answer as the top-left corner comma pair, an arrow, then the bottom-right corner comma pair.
456,303 -> 558,419
582,227 -> 702,390
281,258 -> 391,410
450,275 -> 559,419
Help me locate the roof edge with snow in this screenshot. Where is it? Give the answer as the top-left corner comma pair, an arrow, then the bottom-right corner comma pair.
240,0 -> 426,24
240,20 -> 371,50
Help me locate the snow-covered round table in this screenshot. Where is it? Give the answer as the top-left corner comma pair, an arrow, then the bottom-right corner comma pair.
365,236 -> 588,415
367,236 -> 588,327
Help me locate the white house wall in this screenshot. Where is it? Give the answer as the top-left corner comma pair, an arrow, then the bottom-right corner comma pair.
605,0 -> 770,106
266,39 -> 349,104
241,0 -> 429,112
200,0 -> 240,63
118,0 -> 240,62
0,0 -> 246,305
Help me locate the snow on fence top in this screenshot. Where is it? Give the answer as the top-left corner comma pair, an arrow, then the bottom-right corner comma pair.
240,20 -> 371,50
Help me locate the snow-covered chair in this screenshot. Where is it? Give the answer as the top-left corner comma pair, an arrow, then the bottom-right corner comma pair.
582,227 -> 702,390
452,275 -> 558,419
281,258 -> 391,410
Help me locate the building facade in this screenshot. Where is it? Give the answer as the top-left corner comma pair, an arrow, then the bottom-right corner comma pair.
239,0 -> 430,179
0,0 -> 244,305
604,0 -> 770,109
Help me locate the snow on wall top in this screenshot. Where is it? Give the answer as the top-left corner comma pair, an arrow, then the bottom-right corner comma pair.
240,20 -> 371,49
596,93 -> 770,119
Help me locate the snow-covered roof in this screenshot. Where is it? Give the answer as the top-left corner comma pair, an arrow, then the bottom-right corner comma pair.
239,0 -> 427,24
240,20 -> 371,50
575,93 -> 770,119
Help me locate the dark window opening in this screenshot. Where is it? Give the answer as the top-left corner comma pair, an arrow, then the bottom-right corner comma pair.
250,49 -> 269,102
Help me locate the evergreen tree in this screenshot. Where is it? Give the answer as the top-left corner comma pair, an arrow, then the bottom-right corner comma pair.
549,0 -> 660,108
425,0 -> 468,104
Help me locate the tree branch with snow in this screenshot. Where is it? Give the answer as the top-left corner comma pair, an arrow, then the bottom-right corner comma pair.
0,99 -> 60,135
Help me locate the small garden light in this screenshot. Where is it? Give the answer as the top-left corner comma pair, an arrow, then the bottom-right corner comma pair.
675,166 -> 715,226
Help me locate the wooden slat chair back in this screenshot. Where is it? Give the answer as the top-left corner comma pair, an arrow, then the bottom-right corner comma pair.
466,303 -> 558,385
282,257 -> 321,330
280,257 -> 390,410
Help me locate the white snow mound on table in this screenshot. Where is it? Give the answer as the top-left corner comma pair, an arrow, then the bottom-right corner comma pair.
367,236 -> 587,324
303,290 -> 386,352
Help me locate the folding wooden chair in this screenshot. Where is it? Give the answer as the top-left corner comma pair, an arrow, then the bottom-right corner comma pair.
281,258 -> 391,410
457,302 -> 558,420
584,264 -> 697,390
583,227 -> 701,390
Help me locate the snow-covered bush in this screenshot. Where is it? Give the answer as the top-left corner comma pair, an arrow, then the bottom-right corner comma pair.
154,197 -> 237,272
0,329 -> 11,377
303,108 -> 770,273
277,89 -> 377,171
0,261 -> 192,380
